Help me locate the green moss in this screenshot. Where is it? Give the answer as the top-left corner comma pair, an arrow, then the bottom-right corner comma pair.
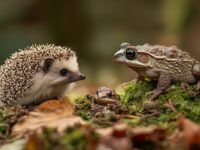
74,95 -> 92,120
120,79 -> 156,114
41,126 -> 99,150
158,84 -> 200,123
61,129 -> 86,150
0,108 -> 10,135
120,80 -> 200,126
73,79 -> 200,127
123,118 -> 142,126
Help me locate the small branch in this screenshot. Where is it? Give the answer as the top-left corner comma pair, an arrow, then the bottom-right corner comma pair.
142,111 -> 161,119
95,98 -> 118,106
165,98 -> 176,112
115,114 -> 140,119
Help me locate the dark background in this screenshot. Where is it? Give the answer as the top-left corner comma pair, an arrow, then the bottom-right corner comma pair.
0,0 -> 200,93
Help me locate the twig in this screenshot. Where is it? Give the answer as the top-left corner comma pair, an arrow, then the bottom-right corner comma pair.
142,111 -> 161,119
95,98 -> 118,106
115,114 -> 140,119
165,98 -> 176,112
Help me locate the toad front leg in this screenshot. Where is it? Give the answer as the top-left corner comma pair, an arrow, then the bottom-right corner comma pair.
192,64 -> 200,90
147,72 -> 171,100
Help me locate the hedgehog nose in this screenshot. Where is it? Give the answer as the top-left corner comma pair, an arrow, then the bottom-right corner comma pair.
79,74 -> 86,80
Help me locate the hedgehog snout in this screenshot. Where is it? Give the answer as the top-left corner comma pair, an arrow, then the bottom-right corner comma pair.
79,74 -> 86,80
68,72 -> 86,83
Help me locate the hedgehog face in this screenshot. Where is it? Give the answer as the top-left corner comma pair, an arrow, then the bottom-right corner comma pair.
41,56 -> 85,86
0,44 -> 86,106
20,55 -> 86,105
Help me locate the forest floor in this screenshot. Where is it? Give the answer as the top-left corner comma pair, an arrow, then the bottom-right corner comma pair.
0,79 -> 200,150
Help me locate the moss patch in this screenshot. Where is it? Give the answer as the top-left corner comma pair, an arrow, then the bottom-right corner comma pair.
74,95 -> 93,120
120,80 -> 156,114
0,108 -> 10,135
121,80 -> 200,126
28,126 -> 99,150
0,106 -> 27,145
2,80 -> 200,149
74,80 -> 200,127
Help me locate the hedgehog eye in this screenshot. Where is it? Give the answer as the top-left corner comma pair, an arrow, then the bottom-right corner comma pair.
125,48 -> 137,60
60,69 -> 68,76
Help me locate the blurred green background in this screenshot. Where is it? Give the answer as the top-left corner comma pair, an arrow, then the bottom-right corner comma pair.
0,0 -> 200,92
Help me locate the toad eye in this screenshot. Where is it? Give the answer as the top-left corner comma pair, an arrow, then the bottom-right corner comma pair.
60,69 -> 68,76
125,48 -> 137,60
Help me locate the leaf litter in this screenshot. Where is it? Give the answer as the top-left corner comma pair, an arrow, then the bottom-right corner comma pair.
0,80 -> 200,150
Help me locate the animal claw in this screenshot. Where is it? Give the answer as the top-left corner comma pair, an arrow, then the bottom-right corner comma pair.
195,81 -> 200,91
145,90 -> 163,101
180,82 -> 189,92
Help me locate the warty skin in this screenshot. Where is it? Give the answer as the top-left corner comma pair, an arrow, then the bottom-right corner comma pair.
114,42 -> 200,100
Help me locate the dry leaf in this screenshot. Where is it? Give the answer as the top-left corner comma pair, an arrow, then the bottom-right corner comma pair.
11,97 -> 85,137
24,134 -> 44,150
96,136 -> 133,150
169,116 -> 200,150
96,123 -> 133,150
130,125 -> 166,150
0,139 -> 27,150
35,97 -> 74,114
96,123 -> 166,150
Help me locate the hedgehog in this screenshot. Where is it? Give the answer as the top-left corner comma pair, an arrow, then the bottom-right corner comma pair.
0,44 -> 85,106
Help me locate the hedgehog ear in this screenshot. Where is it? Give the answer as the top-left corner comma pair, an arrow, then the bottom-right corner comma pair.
42,58 -> 55,73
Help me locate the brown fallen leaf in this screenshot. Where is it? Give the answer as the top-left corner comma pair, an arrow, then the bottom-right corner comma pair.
169,116 -> 200,150
24,134 -> 44,150
96,136 -> 133,150
96,123 -> 166,150
11,97 -> 85,138
35,97 -> 74,114
130,125 -> 166,150
96,123 -> 133,150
